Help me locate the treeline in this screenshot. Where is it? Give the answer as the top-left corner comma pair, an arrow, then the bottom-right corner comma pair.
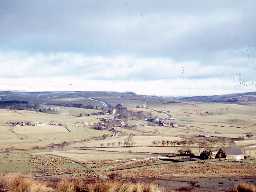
0,100 -> 57,114
0,100 -> 31,110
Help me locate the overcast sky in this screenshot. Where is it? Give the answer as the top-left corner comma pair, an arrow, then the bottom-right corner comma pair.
0,0 -> 255,96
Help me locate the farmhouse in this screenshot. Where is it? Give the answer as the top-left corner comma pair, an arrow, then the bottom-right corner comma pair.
7,120 -> 39,127
93,117 -> 128,130
145,117 -> 177,128
112,104 -> 129,119
223,145 -> 245,161
162,118 -> 178,128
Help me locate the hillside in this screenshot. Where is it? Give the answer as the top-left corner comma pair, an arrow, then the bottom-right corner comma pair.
178,92 -> 256,104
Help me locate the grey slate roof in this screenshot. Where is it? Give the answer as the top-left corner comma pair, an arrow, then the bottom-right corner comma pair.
224,145 -> 244,155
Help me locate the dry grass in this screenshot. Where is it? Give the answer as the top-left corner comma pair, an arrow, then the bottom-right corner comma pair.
56,179 -> 161,192
0,175 -> 161,192
236,183 -> 256,192
0,174 -> 53,192
0,108 -> 105,150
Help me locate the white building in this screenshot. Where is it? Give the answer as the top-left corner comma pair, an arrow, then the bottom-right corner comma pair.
224,145 -> 245,161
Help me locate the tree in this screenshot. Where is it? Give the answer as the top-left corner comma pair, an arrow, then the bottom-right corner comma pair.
200,149 -> 212,160
102,134 -> 108,140
215,148 -> 226,159
124,134 -> 135,147
152,140 -> 158,146
161,140 -> 166,147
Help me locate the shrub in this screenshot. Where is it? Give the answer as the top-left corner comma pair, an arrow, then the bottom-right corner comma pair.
200,150 -> 212,160
215,148 -> 226,159
237,183 -> 256,192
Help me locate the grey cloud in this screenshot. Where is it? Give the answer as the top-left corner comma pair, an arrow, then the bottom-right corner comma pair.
0,52 -> 255,82
0,0 -> 256,90
0,0 -> 255,58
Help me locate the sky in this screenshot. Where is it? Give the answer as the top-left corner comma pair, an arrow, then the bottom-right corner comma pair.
0,0 -> 256,96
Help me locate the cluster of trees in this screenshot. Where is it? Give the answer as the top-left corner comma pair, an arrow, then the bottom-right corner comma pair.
100,142 -> 123,147
37,106 -> 58,114
100,134 -> 136,148
177,148 -> 226,160
0,100 -> 60,115
152,140 -> 185,146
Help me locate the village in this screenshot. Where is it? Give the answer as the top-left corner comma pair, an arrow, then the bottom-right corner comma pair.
4,102 -> 254,164
0,92 -> 255,192
101,104 -> 250,160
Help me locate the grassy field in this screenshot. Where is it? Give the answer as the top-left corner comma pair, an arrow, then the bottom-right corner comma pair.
0,108 -> 109,149
0,101 -> 255,191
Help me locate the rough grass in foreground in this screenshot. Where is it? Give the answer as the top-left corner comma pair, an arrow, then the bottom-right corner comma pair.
1,174 -> 256,192
0,175 -> 162,192
56,179 -> 161,192
0,174 -> 53,192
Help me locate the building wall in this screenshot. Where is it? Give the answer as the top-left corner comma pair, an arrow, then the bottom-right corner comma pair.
227,155 -> 244,161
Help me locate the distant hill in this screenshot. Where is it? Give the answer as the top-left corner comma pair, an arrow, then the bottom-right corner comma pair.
179,92 -> 256,104
0,91 -> 256,109
0,91 -> 164,109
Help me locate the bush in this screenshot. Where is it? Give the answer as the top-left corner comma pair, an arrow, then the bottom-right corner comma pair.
200,150 -> 212,160
236,183 -> 256,192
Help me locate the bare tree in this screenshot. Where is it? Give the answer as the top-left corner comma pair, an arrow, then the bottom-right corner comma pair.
161,140 -> 166,147
124,134 -> 135,147
152,140 -> 158,146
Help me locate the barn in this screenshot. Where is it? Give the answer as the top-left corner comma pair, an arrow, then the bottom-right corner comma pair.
224,145 -> 245,161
